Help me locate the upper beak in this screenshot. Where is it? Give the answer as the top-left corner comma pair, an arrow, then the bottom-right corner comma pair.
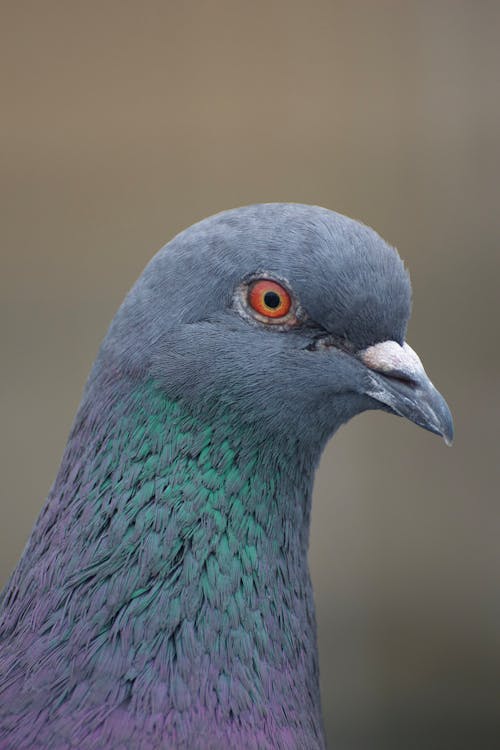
359,340 -> 454,446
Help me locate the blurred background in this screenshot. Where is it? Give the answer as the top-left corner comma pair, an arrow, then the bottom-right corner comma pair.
1,1 -> 498,747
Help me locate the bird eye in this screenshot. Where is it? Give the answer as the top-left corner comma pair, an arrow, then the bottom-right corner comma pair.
248,279 -> 292,320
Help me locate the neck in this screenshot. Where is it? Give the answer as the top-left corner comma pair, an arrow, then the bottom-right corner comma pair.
2,374 -> 326,748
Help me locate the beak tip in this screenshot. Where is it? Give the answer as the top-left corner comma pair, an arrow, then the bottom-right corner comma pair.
443,432 -> 454,448
429,395 -> 454,447
436,394 -> 454,447
442,417 -> 454,447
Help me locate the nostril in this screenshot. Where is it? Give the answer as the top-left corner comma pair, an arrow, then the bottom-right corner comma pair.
383,370 -> 419,388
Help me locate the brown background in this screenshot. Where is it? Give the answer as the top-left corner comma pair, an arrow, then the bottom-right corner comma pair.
1,2 -> 499,748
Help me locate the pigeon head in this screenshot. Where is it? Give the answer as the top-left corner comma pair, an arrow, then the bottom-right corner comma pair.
100,203 -> 453,450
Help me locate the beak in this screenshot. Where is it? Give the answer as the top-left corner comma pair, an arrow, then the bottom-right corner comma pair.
359,341 -> 454,446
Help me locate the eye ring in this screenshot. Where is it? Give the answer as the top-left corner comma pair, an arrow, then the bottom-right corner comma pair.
235,275 -> 301,328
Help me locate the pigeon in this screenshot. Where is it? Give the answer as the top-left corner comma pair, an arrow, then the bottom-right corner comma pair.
0,204 -> 453,750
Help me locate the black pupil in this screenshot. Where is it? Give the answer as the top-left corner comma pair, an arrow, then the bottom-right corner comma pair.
263,291 -> 281,309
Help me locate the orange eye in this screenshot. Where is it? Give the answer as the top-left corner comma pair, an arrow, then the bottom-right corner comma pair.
248,279 -> 292,319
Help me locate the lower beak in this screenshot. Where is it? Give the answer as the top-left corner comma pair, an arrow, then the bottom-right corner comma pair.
359,341 -> 454,446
